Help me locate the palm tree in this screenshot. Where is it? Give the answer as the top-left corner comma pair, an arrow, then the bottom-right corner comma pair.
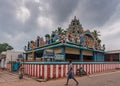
92,30 -> 101,40
55,27 -> 64,35
63,30 -> 67,35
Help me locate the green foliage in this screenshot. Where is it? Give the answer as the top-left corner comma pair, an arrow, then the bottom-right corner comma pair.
92,30 -> 101,40
55,27 -> 66,35
55,27 -> 64,35
0,43 -> 13,53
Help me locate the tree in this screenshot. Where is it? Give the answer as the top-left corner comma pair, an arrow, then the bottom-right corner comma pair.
55,27 -> 64,35
0,43 -> 13,53
92,30 -> 101,40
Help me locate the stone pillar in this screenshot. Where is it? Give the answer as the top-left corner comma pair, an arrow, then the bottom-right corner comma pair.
102,53 -> 105,61
79,50 -> 83,61
110,54 -> 113,62
94,52 -> 97,61
34,52 -> 37,60
62,46 -> 66,61
25,54 -> 28,61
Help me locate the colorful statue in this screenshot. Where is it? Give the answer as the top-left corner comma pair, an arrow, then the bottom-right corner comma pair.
84,36 -> 89,48
24,46 -> 27,51
74,35 -> 78,43
30,41 -> 35,49
102,44 -> 105,51
27,41 -> 30,50
45,34 -> 50,44
80,34 -> 84,46
54,31 -> 59,42
39,37 -> 44,46
37,36 -> 40,47
34,40 -> 37,48
62,34 -> 66,43
51,31 -> 56,43
98,39 -> 101,50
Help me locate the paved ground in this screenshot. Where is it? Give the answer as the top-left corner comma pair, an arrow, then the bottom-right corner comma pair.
0,70 -> 120,86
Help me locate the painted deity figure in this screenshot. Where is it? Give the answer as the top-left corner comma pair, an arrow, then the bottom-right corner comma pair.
40,37 -> 44,46
77,37 -> 80,43
88,37 -> 94,49
39,37 -> 42,46
27,41 -> 30,50
62,34 -> 66,43
34,40 -> 37,48
72,35 -> 75,43
97,42 -> 101,50
39,37 -> 44,46
58,32 -> 63,42
36,36 -> 40,47
68,33 -> 73,42
84,36 -> 89,48
30,41 -> 35,49
54,31 -> 59,42
102,44 -> 105,51
80,34 -> 84,46
51,31 -> 56,43
74,35 -> 78,43
45,34 -> 50,44
24,46 -> 27,51
95,40 -> 98,50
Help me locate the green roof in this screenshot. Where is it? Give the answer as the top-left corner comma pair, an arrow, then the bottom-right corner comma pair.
24,42 -> 104,54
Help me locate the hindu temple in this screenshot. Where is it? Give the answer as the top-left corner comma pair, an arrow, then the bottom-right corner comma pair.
24,16 -> 105,62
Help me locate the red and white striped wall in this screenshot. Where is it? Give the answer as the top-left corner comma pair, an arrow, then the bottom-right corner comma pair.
7,63 -> 120,80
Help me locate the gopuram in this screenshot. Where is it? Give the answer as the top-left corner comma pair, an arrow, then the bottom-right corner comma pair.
24,16 -> 105,62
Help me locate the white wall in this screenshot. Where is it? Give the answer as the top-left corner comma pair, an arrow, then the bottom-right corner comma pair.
5,50 -> 23,68
0,58 -> 6,68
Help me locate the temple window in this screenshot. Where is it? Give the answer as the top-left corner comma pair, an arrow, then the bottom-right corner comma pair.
73,22 -> 75,25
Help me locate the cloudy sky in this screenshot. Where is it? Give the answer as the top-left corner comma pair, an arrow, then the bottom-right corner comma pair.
0,0 -> 120,51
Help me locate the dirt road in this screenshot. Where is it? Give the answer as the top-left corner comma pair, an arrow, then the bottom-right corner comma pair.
0,70 -> 120,86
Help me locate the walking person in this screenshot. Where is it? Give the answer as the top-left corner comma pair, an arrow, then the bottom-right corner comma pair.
65,60 -> 79,86
18,64 -> 24,79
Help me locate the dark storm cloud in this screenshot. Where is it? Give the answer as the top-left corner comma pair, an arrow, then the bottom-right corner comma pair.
0,0 -> 18,34
76,0 -> 120,28
0,0 -> 120,50
49,0 -> 79,25
22,1 -> 40,33
0,0 -> 40,49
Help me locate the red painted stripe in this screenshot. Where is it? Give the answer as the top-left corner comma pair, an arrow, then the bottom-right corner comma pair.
42,65 -> 44,79
32,65 -> 34,77
58,65 -> 61,78
30,64 -> 32,76
47,65 -> 50,79
35,65 -> 37,77
89,64 -> 92,74
53,65 -> 56,78
93,64 -> 95,74
63,65 -> 66,77
76,65 -> 78,75
37,64 -> 40,78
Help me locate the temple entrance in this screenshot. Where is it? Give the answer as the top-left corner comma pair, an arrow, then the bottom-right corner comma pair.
66,54 -> 79,61
83,55 -> 93,62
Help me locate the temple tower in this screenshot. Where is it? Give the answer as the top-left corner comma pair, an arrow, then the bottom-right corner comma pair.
67,16 -> 83,35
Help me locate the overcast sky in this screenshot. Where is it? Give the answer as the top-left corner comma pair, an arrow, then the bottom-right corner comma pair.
0,0 -> 120,51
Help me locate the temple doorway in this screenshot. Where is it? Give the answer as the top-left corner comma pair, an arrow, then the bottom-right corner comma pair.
83,55 -> 93,62
66,54 -> 79,61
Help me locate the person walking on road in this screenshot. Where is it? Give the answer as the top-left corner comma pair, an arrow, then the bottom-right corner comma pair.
65,60 -> 79,86
18,64 -> 24,79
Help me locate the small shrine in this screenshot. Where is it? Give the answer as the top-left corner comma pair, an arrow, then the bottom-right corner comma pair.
24,16 -> 105,62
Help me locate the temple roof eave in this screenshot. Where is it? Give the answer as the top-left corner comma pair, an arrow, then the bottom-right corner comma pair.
24,42 -> 104,54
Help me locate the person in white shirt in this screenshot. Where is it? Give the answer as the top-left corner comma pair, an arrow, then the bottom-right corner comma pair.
65,60 -> 79,85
